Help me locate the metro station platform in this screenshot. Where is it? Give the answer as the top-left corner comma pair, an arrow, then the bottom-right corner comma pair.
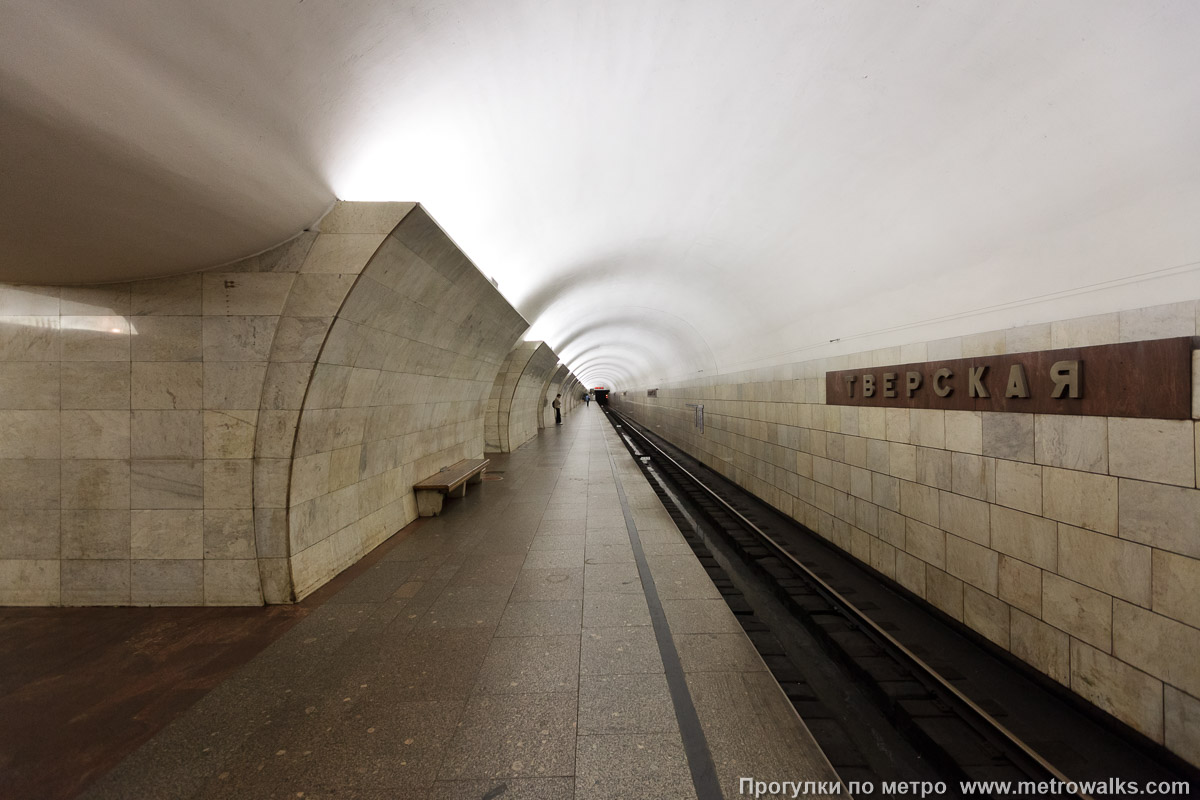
66,409 -> 840,800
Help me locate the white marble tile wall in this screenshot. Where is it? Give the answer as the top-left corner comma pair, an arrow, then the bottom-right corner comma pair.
485,341 -> 538,451
485,341 -> 561,453
284,206 -> 528,599
0,271 -> 272,607
613,299 -> 1200,767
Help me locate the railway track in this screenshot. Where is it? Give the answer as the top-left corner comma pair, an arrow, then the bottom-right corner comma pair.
604,407 -> 1198,799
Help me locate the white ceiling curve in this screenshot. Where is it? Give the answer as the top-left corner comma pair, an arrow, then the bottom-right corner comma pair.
2,1 -> 1199,389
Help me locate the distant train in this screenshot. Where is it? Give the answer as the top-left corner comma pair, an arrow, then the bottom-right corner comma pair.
591,387 -> 609,406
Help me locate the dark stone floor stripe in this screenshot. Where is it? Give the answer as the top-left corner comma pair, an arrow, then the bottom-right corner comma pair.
601,428 -> 723,800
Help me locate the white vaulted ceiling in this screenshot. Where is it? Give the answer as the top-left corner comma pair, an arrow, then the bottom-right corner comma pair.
2,1 -> 1199,388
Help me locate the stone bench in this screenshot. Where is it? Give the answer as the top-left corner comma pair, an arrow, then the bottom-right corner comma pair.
413,457 -> 490,516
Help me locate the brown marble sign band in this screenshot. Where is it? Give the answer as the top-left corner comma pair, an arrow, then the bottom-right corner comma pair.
825,337 -> 1194,419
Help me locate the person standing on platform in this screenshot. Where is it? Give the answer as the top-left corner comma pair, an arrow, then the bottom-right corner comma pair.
584,393 -> 590,407
553,394 -> 562,425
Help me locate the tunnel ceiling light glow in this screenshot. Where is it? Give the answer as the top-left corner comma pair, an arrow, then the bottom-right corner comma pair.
2,2 -> 1199,388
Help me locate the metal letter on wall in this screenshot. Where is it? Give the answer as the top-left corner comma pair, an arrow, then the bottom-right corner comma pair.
933,368 -> 953,397
685,402 -> 704,433
824,338 -> 1193,419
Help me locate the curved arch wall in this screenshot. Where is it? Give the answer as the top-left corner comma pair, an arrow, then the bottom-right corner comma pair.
484,341 -> 560,452
559,376 -> 578,417
285,207 -> 528,597
540,365 -> 570,429
0,201 -> 530,606
562,376 -> 583,415
539,365 -> 582,427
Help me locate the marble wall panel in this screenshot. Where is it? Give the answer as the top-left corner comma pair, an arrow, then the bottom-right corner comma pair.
1108,418 -> 1195,487
283,206 -> 528,600
610,303 -> 1200,764
1010,609 -> 1069,684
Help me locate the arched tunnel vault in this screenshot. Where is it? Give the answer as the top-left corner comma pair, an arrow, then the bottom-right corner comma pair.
563,336 -> 705,391
563,331 -> 708,391
553,307 -> 719,377
571,361 -> 640,391
6,1 -> 1200,372
571,359 -> 638,389
567,348 -> 653,381
568,347 -> 660,389
4,3 -> 1200,391
524,277 -> 732,389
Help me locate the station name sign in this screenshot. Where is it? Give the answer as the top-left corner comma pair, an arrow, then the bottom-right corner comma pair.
825,337 -> 1193,419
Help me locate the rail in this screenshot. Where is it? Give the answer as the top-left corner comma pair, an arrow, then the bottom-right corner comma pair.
607,407 -> 1091,800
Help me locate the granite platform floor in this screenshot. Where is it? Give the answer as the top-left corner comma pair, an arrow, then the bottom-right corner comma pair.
73,409 -> 841,800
